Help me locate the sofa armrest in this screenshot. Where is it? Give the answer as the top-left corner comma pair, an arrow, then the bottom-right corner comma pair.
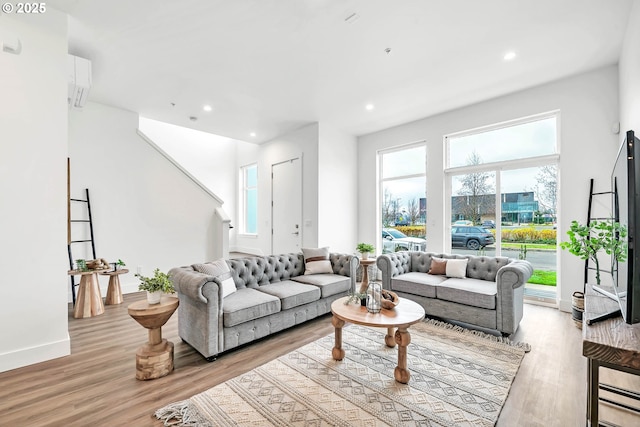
496,260 -> 533,290
330,253 -> 359,290
495,259 -> 533,334
169,266 -> 223,358
376,252 -> 412,290
169,266 -> 221,303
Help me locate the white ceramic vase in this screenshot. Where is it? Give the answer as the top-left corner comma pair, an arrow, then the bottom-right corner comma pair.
361,252 -> 369,260
146,290 -> 162,304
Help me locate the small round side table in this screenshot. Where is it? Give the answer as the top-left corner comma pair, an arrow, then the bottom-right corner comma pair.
68,269 -> 105,319
99,268 -> 129,305
359,258 -> 377,293
128,296 -> 179,380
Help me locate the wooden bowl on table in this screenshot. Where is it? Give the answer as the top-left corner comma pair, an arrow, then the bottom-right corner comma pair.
381,289 -> 399,309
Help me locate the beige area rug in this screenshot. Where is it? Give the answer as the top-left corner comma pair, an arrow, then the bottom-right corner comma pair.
156,320 -> 529,427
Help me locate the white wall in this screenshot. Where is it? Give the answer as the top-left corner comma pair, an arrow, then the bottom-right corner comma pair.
358,66 -> 620,312
235,123 -> 320,255
620,0 -> 640,133
318,125 -> 358,254
0,11 -> 70,372
68,102 -> 224,296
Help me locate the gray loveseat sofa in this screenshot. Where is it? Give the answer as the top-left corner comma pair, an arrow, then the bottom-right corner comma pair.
376,252 -> 533,336
170,252 -> 358,360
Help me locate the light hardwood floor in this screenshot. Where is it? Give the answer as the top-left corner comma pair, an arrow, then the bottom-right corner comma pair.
0,293 -> 638,426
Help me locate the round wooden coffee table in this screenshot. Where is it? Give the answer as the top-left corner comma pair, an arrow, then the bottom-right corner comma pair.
128,296 -> 179,380
331,296 -> 425,383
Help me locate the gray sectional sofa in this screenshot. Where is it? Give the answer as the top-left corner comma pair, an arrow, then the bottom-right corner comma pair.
170,252 -> 358,360
377,251 -> 533,336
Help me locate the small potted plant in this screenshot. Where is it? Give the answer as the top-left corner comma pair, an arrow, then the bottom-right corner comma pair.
112,259 -> 126,271
356,243 -> 375,260
135,268 -> 174,304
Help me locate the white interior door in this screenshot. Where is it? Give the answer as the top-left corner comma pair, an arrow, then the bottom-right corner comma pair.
272,157 -> 302,254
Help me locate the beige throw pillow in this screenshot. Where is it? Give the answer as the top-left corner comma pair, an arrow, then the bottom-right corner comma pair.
302,247 -> 333,275
445,258 -> 468,279
428,257 -> 447,275
193,259 -> 237,298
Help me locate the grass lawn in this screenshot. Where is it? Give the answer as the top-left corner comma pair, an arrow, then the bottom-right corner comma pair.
529,270 -> 557,286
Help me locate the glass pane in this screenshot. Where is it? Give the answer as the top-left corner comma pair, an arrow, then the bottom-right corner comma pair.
246,164 -> 257,187
501,166 -> 558,298
382,146 -> 426,179
449,117 -> 556,167
381,176 -> 427,253
246,188 -> 257,234
450,170 -> 496,255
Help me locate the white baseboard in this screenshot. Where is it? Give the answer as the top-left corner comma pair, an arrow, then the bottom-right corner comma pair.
230,246 -> 264,256
0,336 -> 70,373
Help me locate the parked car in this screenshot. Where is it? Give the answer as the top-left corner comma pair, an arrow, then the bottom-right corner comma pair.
481,220 -> 496,229
451,226 -> 495,250
382,228 -> 426,252
452,220 -> 473,226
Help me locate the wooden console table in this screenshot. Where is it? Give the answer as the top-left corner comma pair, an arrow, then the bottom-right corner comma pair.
582,284 -> 640,426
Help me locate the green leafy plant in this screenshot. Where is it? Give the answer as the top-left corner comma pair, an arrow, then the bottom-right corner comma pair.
116,259 -> 126,266
560,220 -> 627,285
356,243 -> 375,253
136,268 -> 174,293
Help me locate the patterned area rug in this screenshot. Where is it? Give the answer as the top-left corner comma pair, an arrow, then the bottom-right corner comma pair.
156,320 -> 529,426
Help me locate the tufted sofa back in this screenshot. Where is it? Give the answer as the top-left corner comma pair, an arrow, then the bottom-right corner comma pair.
383,251 -> 511,282
226,252 -> 355,290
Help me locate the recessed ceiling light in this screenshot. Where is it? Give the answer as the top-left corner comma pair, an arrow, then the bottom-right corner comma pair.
365,104 -> 375,111
503,51 -> 516,61
250,132 -> 256,137
203,104 -> 212,112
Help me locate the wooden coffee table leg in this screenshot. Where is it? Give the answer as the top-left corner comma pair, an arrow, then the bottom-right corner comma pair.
332,315 -> 345,361
394,326 -> 411,384
385,326 -> 396,347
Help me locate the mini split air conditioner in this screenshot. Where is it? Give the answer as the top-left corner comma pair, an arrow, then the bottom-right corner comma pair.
67,54 -> 92,108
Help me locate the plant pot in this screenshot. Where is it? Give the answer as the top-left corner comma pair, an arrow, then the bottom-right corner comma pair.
146,290 -> 162,305
572,291 -> 585,329
361,252 -> 369,260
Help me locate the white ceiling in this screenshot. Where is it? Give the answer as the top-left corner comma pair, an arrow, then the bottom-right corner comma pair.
50,0 -> 633,143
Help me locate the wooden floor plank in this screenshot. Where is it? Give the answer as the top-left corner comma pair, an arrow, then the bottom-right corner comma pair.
0,292 -> 638,426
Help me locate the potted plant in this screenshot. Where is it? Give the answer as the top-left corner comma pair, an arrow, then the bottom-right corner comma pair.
112,259 -> 126,271
560,220 -> 626,285
135,268 -> 174,304
560,219 -> 627,328
356,243 -> 375,260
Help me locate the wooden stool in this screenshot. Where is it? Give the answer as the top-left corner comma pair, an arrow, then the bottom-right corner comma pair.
100,268 -> 129,305
128,296 -> 179,380
68,270 -> 105,319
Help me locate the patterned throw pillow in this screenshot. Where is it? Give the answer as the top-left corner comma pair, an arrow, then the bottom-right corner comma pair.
446,258 -> 468,279
428,257 -> 447,275
193,259 -> 237,298
302,247 -> 333,275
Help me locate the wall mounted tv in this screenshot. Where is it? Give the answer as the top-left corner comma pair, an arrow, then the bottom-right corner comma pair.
608,129 -> 640,324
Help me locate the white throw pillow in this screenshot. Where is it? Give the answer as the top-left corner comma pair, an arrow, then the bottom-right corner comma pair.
446,258 -> 468,279
302,247 -> 333,275
192,259 -> 237,298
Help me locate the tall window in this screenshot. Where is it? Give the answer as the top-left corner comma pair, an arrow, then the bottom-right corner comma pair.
379,143 -> 427,253
241,164 -> 257,234
446,112 -> 559,301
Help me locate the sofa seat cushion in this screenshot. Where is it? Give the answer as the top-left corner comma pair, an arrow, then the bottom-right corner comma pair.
436,278 -> 497,310
223,288 -> 281,328
256,280 -> 321,310
390,272 -> 446,298
291,274 -> 351,298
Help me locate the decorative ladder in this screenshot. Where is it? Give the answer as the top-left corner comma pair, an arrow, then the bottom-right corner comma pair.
67,188 -> 97,304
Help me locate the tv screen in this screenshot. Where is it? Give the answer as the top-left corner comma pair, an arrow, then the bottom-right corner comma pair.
611,129 -> 640,324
